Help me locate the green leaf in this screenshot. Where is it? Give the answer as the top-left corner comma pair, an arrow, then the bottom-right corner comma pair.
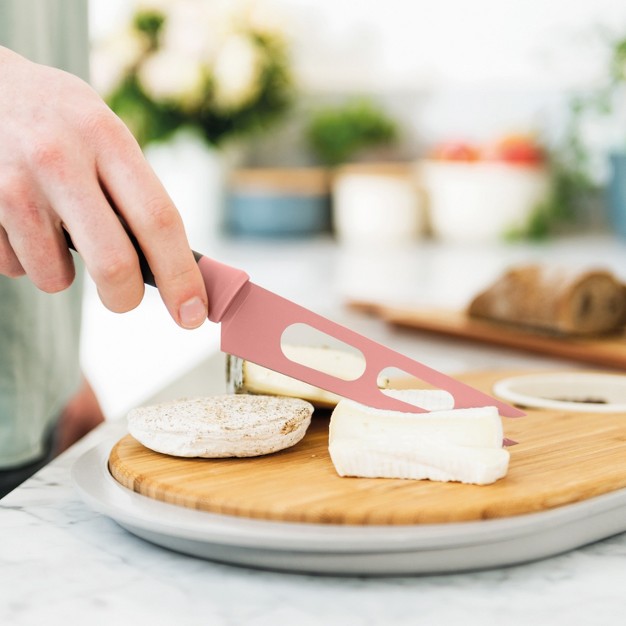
306,98 -> 398,165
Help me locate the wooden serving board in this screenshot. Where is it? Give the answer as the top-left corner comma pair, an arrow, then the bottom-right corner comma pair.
109,370 -> 626,526
362,303 -> 626,370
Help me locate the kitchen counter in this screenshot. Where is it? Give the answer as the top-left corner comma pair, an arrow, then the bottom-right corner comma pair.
4,234 -> 626,624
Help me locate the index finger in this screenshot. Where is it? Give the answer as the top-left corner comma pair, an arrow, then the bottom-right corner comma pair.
94,118 -> 208,329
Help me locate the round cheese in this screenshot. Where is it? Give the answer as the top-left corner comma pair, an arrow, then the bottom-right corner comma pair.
127,395 -> 314,458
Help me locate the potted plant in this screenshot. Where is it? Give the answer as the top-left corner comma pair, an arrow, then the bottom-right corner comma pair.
545,31 -> 626,239
305,97 -> 398,166
300,98 -> 424,245
604,35 -> 626,237
93,1 -> 293,148
226,97 -> 404,239
91,0 -> 294,246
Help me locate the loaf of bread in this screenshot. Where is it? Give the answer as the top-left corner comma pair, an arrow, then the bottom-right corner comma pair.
468,265 -> 626,336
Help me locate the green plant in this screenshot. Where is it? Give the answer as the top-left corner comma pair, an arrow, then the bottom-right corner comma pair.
610,35 -> 626,84
506,118 -> 597,241
518,30 -> 626,240
92,1 -> 294,148
305,98 -> 398,166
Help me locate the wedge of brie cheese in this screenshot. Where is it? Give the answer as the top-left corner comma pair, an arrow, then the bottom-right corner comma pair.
227,345 -> 373,408
329,394 -> 509,485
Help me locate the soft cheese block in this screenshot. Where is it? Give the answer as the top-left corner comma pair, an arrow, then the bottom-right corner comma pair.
227,345 -> 373,408
329,395 -> 509,485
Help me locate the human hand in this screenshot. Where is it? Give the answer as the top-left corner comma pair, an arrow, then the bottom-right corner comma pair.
0,47 -> 208,329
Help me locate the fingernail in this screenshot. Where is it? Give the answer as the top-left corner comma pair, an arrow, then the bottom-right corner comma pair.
179,296 -> 207,329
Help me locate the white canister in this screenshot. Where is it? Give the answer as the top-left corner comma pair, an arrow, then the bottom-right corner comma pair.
332,163 -> 424,246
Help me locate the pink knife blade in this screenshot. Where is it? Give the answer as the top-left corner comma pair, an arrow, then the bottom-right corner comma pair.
63,227 -> 523,417
197,256 -> 524,417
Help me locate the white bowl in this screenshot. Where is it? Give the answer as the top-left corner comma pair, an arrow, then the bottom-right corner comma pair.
417,160 -> 549,242
494,372 -> 626,413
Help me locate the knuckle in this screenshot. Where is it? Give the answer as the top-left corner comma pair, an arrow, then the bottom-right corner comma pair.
143,197 -> 180,234
165,263 -> 199,285
78,106 -> 126,144
93,249 -> 137,286
18,199 -> 45,230
0,168 -> 31,207
30,141 -> 68,176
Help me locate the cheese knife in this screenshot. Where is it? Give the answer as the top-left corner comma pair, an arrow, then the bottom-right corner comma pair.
65,229 -> 524,417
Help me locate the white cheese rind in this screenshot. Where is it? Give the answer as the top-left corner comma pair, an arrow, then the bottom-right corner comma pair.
127,395 -> 313,458
329,441 -> 509,485
229,345 -> 457,410
330,402 -> 504,448
240,358 -> 343,407
381,388 -> 455,411
328,395 -> 509,485
229,346 -> 369,408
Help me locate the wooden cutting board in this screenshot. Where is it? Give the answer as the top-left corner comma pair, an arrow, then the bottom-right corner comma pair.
355,303 -> 626,370
109,370 -> 626,526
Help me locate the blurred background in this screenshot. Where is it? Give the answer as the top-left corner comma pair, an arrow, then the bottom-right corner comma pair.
89,0 -> 626,247
82,0 -> 626,417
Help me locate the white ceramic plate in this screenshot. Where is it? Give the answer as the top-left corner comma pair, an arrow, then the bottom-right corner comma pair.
494,372 -> 626,413
72,440 -> 626,576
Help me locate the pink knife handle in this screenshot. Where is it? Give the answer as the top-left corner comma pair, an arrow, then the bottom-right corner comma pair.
131,245 -> 249,321
65,227 -> 249,324
196,255 -> 250,322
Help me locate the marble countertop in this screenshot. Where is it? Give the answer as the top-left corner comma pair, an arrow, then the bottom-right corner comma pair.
4,234 -> 626,624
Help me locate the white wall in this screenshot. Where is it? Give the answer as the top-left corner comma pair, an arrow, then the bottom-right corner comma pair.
90,0 -> 626,88
281,0 -> 623,91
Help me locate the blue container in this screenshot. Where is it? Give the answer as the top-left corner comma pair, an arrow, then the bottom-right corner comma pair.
608,152 -> 626,238
226,168 -> 331,238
